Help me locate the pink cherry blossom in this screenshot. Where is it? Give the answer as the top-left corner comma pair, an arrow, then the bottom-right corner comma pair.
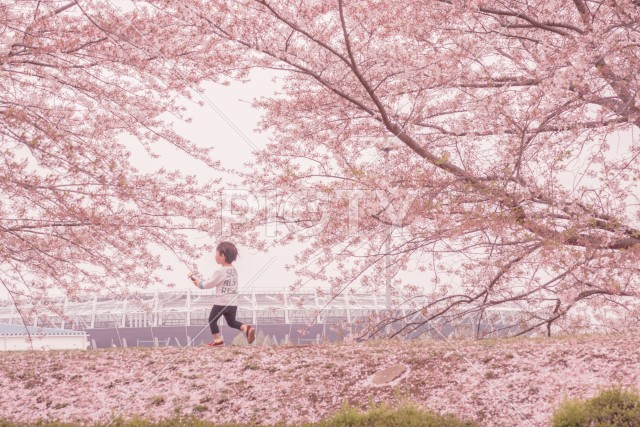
0,335 -> 638,426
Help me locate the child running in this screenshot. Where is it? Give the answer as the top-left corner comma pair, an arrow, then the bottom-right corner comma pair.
189,241 -> 255,347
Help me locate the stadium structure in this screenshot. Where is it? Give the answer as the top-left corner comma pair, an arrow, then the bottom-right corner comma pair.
0,288 -> 525,348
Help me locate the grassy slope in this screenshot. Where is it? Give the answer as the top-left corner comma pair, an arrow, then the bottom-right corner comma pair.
0,334 -> 639,426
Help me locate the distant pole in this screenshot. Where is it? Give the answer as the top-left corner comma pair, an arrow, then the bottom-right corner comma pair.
385,230 -> 391,311
382,146 -> 392,311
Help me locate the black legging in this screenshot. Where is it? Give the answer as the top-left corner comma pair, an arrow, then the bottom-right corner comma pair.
208,305 -> 244,335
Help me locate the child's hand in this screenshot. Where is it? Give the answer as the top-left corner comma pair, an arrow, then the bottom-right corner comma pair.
188,272 -> 198,285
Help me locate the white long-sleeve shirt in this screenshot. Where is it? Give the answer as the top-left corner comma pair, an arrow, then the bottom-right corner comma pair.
199,266 -> 239,305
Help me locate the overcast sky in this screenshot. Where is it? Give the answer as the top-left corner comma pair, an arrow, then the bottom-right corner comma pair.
126,70 -> 317,295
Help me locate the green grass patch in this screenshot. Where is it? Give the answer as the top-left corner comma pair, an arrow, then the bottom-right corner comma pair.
552,387 -> 640,427
307,402 -> 478,426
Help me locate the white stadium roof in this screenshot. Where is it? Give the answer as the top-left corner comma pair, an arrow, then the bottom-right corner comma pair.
0,288 -> 524,333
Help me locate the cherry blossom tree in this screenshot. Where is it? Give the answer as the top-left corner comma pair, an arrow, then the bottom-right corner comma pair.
5,0 -> 640,338
0,1 -> 247,323
164,0 -> 640,337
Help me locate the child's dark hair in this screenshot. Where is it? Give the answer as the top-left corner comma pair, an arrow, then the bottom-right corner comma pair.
217,241 -> 238,263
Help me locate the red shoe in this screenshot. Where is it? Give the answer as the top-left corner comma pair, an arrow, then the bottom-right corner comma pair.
206,340 -> 224,347
245,325 -> 256,344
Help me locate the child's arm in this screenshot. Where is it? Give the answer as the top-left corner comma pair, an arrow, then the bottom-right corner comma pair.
193,270 -> 226,290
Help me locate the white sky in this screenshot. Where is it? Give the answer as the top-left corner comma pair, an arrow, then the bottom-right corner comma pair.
127,70 -> 314,294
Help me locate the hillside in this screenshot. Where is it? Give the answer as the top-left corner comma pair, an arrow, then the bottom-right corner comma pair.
1,334 -> 639,426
